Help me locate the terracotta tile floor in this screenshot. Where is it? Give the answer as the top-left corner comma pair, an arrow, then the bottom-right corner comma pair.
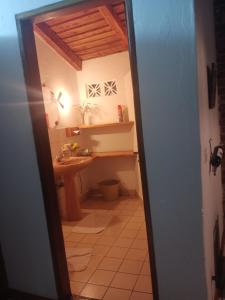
62,196 -> 152,300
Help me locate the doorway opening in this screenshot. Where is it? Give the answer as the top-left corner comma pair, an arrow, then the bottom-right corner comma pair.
16,1 -> 158,299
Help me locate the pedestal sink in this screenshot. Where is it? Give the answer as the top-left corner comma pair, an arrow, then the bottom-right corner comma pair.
53,156 -> 93,221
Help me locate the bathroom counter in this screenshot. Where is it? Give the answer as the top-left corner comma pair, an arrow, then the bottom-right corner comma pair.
91,151 -> 137,158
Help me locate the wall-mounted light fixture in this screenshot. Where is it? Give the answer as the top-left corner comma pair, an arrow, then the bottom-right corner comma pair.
42,83 -> 64,109
42,83 -> 65,127
56,92 -> 64,109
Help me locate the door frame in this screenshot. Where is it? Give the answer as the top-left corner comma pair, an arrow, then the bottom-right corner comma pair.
16,1 -> 159,299
0,243 -> 8,300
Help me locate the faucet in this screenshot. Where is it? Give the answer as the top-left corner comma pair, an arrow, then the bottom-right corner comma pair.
72,127 -> 80,135
56,151 -> 64,162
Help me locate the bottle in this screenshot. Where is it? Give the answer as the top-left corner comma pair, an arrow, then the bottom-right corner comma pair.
117,105 -> 123,123
122,106 -> 129,123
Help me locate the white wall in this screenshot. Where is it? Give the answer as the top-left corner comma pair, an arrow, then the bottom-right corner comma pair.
48,127 -> 84,159
0,1 -> 212,299
83,157 -> 137,195
76,53 -> 139,194
35,38 -> 136,130
133,0 -> 208,299
77,52 -> 135,125
195,0 -> 223,298
0,1 -> 65,299
35,34 -> 80,128
35,35 -> 140,194
80,126 -> 137,193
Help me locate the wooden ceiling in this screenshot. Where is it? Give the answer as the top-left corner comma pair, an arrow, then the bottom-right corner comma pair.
34,0 -> 127,71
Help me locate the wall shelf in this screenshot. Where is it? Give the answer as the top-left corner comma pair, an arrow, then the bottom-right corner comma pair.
79,121 -> 134,129
92,151 -> 136,158
65,121 -> 134,137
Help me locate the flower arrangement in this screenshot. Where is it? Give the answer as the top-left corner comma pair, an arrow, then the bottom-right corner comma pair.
61,143 -> 79,157
73,101 -> 98,125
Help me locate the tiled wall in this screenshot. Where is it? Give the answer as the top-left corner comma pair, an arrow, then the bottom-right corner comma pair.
48,128 -> 84,160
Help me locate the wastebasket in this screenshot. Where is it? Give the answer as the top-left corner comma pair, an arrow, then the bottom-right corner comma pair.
99,179 -> 120,201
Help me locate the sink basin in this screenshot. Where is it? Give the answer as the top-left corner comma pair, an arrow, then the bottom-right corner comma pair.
53,156 -> 93,177
53,156 -> 93,221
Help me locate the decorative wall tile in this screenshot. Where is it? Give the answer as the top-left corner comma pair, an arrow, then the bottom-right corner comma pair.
104,80 -> 118,96
86,83 -> 101,98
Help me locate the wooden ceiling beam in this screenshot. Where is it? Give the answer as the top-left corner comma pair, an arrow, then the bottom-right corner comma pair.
51,12 -> 102,34
34,23 -> 82,70
76,41 -> 124,55
33,0 -> 123,24
80,47 -> 126,60
97,5 -> 127,47
46,8 -> 97,27
66,29 -> 115,45
58,20 -> 107,39
70,36 -> 119,51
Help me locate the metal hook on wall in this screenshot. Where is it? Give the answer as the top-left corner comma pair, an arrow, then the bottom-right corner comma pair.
209,138 -> 224,176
